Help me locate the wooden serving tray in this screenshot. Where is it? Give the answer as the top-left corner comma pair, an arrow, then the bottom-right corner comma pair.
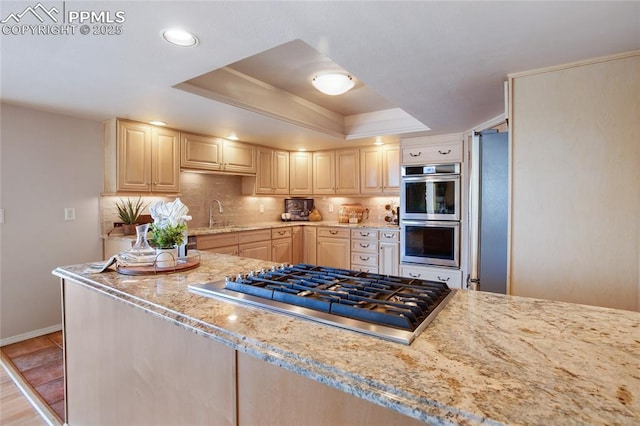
116,256 -> 200,275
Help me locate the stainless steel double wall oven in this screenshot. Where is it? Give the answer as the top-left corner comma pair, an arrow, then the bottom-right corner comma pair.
400,163 -> 461,268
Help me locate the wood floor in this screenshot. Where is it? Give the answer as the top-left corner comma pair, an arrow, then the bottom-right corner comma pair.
0,332 -> 64,425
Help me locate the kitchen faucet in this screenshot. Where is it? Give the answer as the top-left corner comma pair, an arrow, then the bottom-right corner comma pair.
209,199 -> 224,228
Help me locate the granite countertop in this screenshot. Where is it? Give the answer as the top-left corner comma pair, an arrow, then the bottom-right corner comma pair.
53,252 -> 639,425
105,221 -> 400,239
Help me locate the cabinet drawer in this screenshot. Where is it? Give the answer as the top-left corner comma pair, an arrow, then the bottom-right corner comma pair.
351,240 -> 378,253
402,141 -> 462,164
238,229 -> 271,244
351,253 -> 378,267
350,229 -> 378,241
379,230 -> 400,242
271,227 -> 292,239
399,265 -> 463,288
196,233 -> 239,250
351,265 -> 378,274
318,227 -> 350,239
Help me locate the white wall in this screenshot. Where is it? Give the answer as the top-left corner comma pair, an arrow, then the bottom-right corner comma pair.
0,103 -> 103,342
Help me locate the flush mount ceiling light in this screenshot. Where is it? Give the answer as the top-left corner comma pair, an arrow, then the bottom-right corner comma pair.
162,29 -> 198,47
312,73 -> 354,96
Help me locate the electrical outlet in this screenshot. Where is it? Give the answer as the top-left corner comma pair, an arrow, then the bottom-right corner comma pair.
64,207 -> 75,221
259,204 -> 264,213
329,204 -> 334,213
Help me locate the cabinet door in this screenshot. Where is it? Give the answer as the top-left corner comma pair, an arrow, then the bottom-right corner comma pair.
238,241 -> 271,261
117,120 -> 152,192
273,150 -> 290,194
180,133 -> 223,171
272,238 -> 293,264
401,140 -> 462,164
222,140 -> 256,173
151,127 -> 180,193
290,152 -> 313,195
379,242 -> 399,276
335,149 -> 360,194
317,237 -> 350,269
291,226 -> 303,264
382,144 -> 400,193
303,226 -> 317,264
312,151 -> 335,194
360,146 -> 383,194
256,147 -> 275,194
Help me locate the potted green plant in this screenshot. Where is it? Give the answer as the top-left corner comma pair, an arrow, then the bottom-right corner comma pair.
148,198 -> 192,268
115,197 -> 147,235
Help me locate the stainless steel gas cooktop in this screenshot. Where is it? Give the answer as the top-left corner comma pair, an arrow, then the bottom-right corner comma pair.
189,263 -> 455,345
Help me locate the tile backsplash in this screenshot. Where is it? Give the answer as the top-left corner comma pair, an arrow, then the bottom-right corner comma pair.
101,172 -> 398,234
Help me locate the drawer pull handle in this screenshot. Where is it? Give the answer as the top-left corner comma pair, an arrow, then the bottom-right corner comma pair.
329,230 -> 338,235
359,232 -> 370,237
359,256 -> 370,261
437,276 -> 450,282
409,272 -> 422,278
438,149 -> 452,155
383,233 -> 394,238
359,243 -> 370,248
278,231 -> 285,235
409,151 -> 422,157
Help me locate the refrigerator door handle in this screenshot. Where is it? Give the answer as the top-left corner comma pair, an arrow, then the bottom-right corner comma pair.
467,275 -> 480,291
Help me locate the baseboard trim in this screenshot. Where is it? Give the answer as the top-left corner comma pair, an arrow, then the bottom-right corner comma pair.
0,324 -> 62,347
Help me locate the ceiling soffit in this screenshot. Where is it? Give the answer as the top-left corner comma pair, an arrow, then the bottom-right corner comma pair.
174,40 -> 430,141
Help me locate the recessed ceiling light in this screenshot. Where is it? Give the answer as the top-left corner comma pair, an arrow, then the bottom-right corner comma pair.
374,137 -> 383,146
162,29 -> 198,47
149,120 -> 167,126
227,133 -> 239,141
312,73 -> 354,96
297,148 -> 307,152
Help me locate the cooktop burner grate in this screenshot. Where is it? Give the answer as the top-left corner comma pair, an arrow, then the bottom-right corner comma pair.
189,264 -> 455,345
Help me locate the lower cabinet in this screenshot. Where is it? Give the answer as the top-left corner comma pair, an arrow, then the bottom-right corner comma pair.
350,229 -> 379,273
291,226 -> 303,264
399,264 -> 463,289
317,227 -> 351,269
378,230 -> 400,276
196,232 -> 239,256
303,226 -> 317,264
271,228 -> 293,264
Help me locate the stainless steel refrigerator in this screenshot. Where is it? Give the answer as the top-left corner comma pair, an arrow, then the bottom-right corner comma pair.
468,130 -> 508,294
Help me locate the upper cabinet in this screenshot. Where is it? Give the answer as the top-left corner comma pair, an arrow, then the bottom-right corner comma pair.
104,119 -> 180,193
256,147 -> 289,194
181,133 -> 256,174
289,151 -> 313,195
313,149 -> 360,195
401,134 -> 463,165
360,144 -> 400,194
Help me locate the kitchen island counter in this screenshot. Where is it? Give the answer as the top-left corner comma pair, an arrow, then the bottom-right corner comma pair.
53,252 -> 639,425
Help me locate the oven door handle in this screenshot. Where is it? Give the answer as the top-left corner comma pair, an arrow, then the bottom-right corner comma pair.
401,220 -> 460,228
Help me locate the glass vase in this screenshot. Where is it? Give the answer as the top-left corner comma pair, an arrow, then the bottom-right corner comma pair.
129,223 -> 155,257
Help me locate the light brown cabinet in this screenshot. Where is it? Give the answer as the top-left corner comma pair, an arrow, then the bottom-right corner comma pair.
401,135 -> 463,165
378,230 -> 400,275
104,119 -> 180,193
360,144 -> 400,194
238,229 -> 272,261
271,229 -> 293,264
317,227 -> 350,269
303,226 -> 317,264
195,232 -> 240,256
291,226 -> 303,264
181,132 -> 256,174
289,151 -> 313,195
256,147 -> 289,194
313,149 -> 360,194
350,229 -> 379,273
